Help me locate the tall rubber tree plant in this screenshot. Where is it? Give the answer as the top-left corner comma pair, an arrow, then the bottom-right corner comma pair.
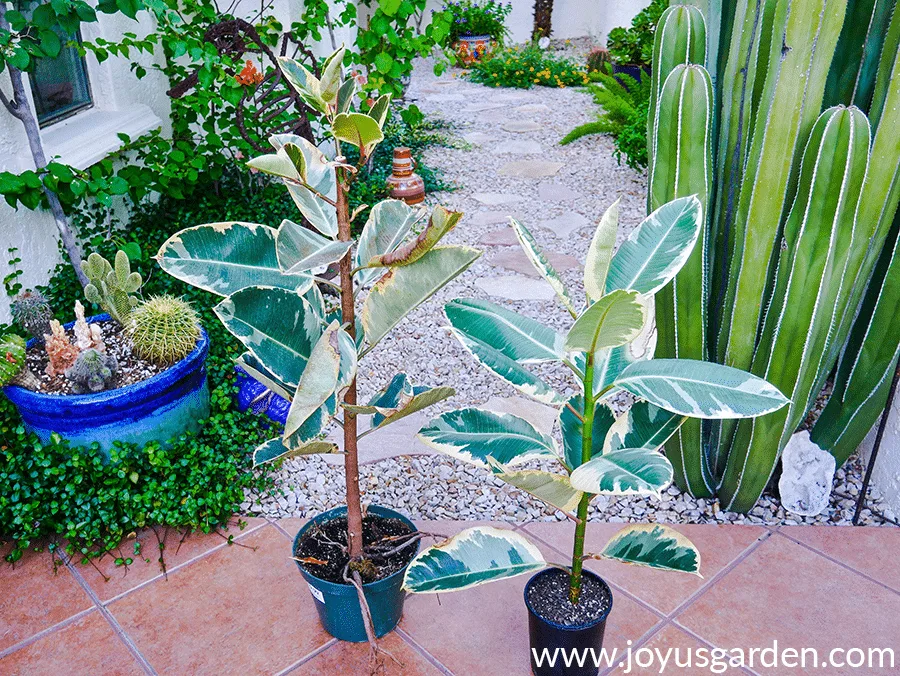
648,0 -> 900,511
156,46 -> 479,572
403,196 -> 788,602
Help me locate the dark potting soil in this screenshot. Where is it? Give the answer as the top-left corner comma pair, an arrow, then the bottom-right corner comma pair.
527,569 -> 612,627
294,514 -> 417,585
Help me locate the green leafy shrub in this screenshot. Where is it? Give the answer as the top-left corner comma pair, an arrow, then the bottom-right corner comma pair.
607,0 -> 669,67
443,1 -> 512,44
467,45 -> 590,89
561,72 -> 650,171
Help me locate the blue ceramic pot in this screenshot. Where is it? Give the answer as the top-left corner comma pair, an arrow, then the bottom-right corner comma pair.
234,365 -> 290,425
293,506 -> 418,642
2,314 -> 210,459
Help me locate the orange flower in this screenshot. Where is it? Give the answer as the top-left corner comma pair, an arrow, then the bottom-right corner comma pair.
235,60 -> 263,86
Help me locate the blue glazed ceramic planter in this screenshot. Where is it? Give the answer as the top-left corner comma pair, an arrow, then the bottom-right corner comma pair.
2,314 -> 210,459
234,365 -> 289,425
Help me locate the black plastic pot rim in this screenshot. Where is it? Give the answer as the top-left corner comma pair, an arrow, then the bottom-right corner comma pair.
523,568 -> 614,632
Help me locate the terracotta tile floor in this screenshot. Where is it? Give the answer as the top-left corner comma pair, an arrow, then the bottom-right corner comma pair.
1,521 -> 897,675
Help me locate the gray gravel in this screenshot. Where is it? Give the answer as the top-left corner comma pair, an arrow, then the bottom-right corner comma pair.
243,57 -> 889,528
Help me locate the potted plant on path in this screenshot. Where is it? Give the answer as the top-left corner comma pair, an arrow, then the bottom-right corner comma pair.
445,0 -> 512,66
607,0 -> 668,85
405,197 -> 789,675
155,47 -> 480,658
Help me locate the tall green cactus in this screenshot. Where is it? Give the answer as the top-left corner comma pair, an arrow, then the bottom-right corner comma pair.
648,0 -> 900,512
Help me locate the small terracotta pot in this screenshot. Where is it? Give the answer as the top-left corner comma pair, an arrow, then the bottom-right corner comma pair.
387,147 -> 426,205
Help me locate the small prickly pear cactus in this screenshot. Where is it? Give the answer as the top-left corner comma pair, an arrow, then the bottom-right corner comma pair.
128,295 -> 201,365
81,250 -> 143,325
65,348 -> 118,394
10,290 -> 53,344
0,334 -> 41,390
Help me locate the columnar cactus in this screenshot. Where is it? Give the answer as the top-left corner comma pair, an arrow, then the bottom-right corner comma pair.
10,290 -> 52,344
65,348 -> 118,393
128,295 -> 201,365
0,334 -> 41,390
81,251 -> 143,325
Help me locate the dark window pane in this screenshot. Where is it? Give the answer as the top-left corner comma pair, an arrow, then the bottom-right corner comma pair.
29,30 -> 93,126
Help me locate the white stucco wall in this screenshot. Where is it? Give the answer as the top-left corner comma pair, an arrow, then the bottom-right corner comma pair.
859,393 -> 900,519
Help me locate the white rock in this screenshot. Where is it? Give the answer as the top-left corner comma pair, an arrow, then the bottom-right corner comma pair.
779,431 -> 836,516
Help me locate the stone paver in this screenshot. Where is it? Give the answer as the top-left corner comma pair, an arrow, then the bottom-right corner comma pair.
474,275 -> 556,301
323,412 -> 437,465
490,247 -> 580,277
478,228 -> 519,246
468,210 -> 516,226
498,160 -> 564,178
501,120 -> 543,133
515,103 -> 552,114
538,181 -> 583,202
462,131 -> 496,144
463,102 -> 507,113
471,192 -> 525,206
536,211 -> 592,237
490,139 -> 543,155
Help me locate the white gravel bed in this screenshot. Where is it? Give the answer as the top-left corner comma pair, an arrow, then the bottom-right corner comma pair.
243,57 -> 889,528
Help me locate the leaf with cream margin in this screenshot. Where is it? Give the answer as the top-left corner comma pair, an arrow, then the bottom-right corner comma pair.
275,219 -> 351,274
403,527 -> 546,593
569,448 -> 674,496
252,438 -> 337,466
510,218 -> 578,316
318,46 -> 345,103
342,373 -> 454,429
565,289 -> 647,354
585,199 -> 620,302
156,222 -> 313,297
603,401 -> 684,454
245,145 -> 305,182
235,351 -> 293,401
270,134 -> 338,237
277,56 -> 326,113
367,94 -> 392,126
558,394 -> 616,470
362,245 -> 481,348
592,524 -> 701,576
367,206 -> 462,267
356,200 -> 427,286
487,458 -> 583,513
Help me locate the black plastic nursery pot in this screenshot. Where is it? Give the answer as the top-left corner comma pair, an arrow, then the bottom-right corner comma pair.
292,505 -> 418,642
525,569 -> 614,676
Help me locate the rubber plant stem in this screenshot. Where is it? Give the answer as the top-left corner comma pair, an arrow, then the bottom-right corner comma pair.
336,161 -> 364,560
569,352 -> 595,604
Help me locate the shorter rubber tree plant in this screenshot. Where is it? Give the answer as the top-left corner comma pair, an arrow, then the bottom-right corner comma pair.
154,45 -> 479,636
404,196 -> 790,603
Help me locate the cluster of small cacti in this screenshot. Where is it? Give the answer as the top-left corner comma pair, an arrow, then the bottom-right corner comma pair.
0,334 -> 40,390
65,348 -> 118,393
81,251 -> 143,325
44,320 -> 80,377
10,290 -> 53,345
128,295 -> 201,365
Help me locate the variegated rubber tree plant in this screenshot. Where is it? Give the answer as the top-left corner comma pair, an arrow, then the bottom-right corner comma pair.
155,47 -> 480,564
403,197 -> 789,603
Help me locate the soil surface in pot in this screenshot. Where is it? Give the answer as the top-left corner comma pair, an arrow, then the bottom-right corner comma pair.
527,569 -> 612,627
25,323 -> 168,395
294,514 -> 417,585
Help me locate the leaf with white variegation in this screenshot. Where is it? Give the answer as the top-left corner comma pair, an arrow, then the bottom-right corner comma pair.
367,206 -> 462,267
417,408 -> 557,467
270,134 -> 338,237
569,448 -> 674,496
246,146 -> 305,182
615,359 -> 790,419
215,287 -> 323,386
355,200 -> 425,286
593,524 -> 701,576
452,330 -> 565,405
603,401 -> 684,454
604,195 -> 702,295
362,245 -> 481,348
367,94 -> 391,126
285,322 -> 347,439
235,351 -> 293,401
333,112 -> 384,156
277,57 -> 326,113
565,290 -> 647,354
487,458 -> 583,513
156,222 -> 313,297
253,437 -> 337,466
585,199 -> 620,302
318,46 -> 345,102
444,298 -> 564,363
559,394 -> 616,470
342,373 -> 454,429
403,527 -> 546,593
510,218 -> 578,316
276,219 -> 351,274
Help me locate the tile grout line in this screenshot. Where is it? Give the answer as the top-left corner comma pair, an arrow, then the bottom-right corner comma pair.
672,620 -> 762,676
273,638 -> 338,675
396,626 -> 456,675
772,530 -> 900,597
598,617 -> 673,676
64,558 -> 158,676
0,606 -> 96,660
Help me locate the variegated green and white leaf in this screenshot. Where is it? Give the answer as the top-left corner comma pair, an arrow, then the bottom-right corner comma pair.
584,199 -> 620,303
333,112 -> 384,156
235,351 -> 293,401
318,46 -> 345,102
569,448 -> 674,496
417,408 -> 557,467
604,401 -> 685,454
252,437 -> 337,466
444,298 -> 564,363
303,282 -> 327,321
367,94 -> 391,126
615,359 -> 790,419
510,218 -> 578,316
362,245 -> 481,348
605,195 -> 702,295
559,394 -> 617,470
565,289 -> 647,354
343,373 -> 454,429
487,458 -> 583,513
355,200 -> 425,286
403,527 -> 546,593
215,287 -> 323,386
271,134 -> 338,237
285,322 -> 347,439
276,219 -> 351,274
336,78 -> 355,114
452,330 -> 565,405
368,206 -> 462,267
246,146 -> 304,182
276,57 -> 326,113
156,222 -> 313,297
595,524 -> 701,576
